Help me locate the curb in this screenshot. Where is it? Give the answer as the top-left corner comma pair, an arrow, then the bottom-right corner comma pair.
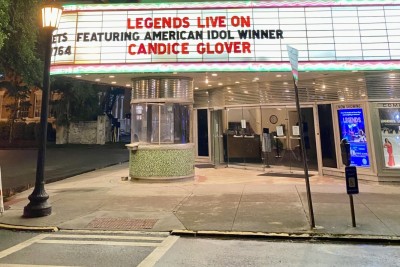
0,223 -> 58,232
171,230 -> 400,244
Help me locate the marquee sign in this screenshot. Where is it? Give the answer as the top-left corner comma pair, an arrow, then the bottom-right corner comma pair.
52,9 -> 284,66
51,1 -> 400,74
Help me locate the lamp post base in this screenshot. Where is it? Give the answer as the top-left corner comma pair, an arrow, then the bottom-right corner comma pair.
23,190 -> 52,218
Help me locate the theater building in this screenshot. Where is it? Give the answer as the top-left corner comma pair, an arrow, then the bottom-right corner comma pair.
51,0 -> 400,182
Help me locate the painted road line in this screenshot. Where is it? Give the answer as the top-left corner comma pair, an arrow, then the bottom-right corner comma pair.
49,234 -> 165,241
60,229 -> 169,236
0,264 -> 82,267
36,240 -> 163,247
138,236 -> 180,267
0,234 -> 50,259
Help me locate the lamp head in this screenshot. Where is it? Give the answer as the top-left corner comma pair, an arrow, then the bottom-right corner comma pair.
41,0 -> 63,29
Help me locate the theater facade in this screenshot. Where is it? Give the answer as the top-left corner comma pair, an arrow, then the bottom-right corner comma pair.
51,0 -> 400,181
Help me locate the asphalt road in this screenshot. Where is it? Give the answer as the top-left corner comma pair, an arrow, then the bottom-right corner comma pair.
0,143 -> 129,196
1,230 -> 400,267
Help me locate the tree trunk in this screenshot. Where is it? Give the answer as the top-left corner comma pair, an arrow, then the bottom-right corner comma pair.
8,99 -> 18,143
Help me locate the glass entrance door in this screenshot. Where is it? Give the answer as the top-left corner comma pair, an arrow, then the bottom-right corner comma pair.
261,106 -> 318,173
210,109 -> 225,167
224,105 -> 318,173
196,109 -> 209,158
226,107 -> 262,169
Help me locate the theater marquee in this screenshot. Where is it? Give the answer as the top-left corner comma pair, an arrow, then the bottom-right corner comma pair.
52,9 -> 284,66
51,1 -> 400,74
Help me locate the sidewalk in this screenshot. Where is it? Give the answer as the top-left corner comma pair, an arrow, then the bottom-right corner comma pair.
1,163 -> 400,240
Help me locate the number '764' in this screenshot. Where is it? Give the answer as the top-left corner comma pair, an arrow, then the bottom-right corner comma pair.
53,46 -> 72,56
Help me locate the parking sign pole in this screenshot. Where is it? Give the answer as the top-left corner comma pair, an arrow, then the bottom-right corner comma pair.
293,79 -> 315,229
349,194 -> 356,227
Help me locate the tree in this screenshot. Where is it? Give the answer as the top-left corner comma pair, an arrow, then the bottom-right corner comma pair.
0,0 -> 43,142
0,0 -> 9,50
50,77 -> 105,126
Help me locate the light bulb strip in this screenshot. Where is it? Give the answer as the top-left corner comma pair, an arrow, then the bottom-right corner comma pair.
50,60 -> 400,75
62,1 -> 400,12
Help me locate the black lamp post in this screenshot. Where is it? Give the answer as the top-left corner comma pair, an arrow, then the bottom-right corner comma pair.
23,1 -> 62,218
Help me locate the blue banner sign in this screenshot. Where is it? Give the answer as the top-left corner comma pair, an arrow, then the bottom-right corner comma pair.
338,108 -> 370,167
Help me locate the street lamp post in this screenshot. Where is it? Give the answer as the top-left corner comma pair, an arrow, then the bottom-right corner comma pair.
23,1 -> 62,218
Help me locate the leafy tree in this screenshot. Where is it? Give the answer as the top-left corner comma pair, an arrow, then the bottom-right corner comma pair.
0,0 -> 43,142
50,77 -> 105,126
0,0 -> 9,50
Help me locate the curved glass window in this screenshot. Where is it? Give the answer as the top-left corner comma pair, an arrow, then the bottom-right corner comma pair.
132,103 -> 191,144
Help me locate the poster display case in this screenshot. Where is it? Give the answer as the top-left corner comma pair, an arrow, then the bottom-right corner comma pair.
378,106 -> 400,168
337,107 -> 370,168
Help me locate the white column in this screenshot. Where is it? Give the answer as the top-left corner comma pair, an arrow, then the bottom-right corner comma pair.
114,95 -> 119,119
120,95 -> 124,119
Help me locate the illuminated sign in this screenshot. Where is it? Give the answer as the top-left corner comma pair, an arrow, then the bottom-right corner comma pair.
338,108 -> 370,167
379,107 -> 400,168
52,10 -> 285,65
51,2 -> 400,73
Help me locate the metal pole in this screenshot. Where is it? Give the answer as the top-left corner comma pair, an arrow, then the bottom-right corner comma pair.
23,28 -> 53,218
0,166 -> 4,215
349,194 -> 356,227
293,78 -> 315,228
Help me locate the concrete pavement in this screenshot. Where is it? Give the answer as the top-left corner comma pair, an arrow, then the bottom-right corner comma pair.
1,163 -> 400,240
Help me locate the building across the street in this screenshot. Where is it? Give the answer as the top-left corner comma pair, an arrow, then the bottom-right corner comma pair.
49,0 -> 400,182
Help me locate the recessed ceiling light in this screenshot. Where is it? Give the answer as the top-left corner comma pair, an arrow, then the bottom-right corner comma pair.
389,74 -> 396,78
357,78 -> 363,82
283,82 -> 288,85
254,77 -> 259,80
95,78 -> 100,82
173,72 -> 178,74
111,81 -> 117,84
322,84 -> 326,89
126,84 -> 131,87
352,70 -> 358,73
109,75 -> 115,78
205,78 -> 208,84
75,75 -> 81,78
194,87 -> 199,90
227,87 -> 231,89
235,81 -> 240,84
218,83 -> 223,86
212,73 -> 218,76
244,90 -> 248,94
276,74 -> 282,78
208,84 -> 212,87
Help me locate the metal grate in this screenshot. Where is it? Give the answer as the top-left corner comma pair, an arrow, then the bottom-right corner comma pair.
87,218 -> 158,230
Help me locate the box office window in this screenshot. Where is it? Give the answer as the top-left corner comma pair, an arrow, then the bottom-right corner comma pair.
132,103 -> 191,145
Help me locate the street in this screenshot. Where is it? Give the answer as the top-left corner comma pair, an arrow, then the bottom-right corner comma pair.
0,229 -> 399,267
0,143 -> 129,196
